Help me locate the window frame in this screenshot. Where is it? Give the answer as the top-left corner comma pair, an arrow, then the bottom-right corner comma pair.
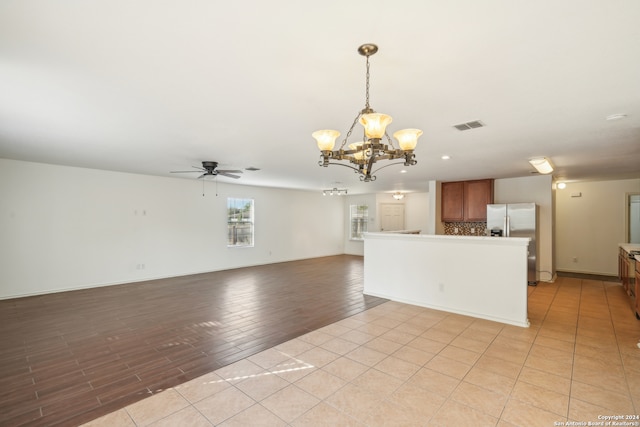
227,197 -> 255,248
349,204 -> 369,241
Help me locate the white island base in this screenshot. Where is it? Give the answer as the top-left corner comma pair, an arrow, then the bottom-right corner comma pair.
363,232 -> 531,328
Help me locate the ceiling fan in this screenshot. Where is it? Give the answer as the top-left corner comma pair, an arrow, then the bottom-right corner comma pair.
170,161 -> 243,179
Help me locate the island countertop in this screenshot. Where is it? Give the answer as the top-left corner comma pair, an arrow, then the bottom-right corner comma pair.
365,232 -> 530,244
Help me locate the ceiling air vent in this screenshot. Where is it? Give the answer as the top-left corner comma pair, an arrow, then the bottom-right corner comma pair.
453,120 -> 485,131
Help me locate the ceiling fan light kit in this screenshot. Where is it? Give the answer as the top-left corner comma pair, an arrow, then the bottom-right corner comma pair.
313,43 -> 422,182
170,161 -> 243,179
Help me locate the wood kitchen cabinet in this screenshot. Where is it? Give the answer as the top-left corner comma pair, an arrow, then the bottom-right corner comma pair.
441,181 -> 464,221
619,247 -> 631,294
635,259 -> 640,319
441,179 -> 494,222
619,245 -> 640,320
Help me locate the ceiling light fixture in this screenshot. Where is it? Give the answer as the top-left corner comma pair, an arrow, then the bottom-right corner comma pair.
392,192 -> 405,200
557,182 -> 566,189
313,44 -> 422,182
322,187 -> 348,196
529,157 -> 554,174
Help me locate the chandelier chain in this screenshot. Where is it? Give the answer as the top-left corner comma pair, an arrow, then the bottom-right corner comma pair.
338,113 -> 361,150
365,55 -> 371,110
339,51 -> 373,150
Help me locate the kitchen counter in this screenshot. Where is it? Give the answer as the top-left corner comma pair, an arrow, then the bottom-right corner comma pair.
379,229 -> 422,235
620,243 -> 640,254
618,243 -> 640,320
363,232 -> 531,327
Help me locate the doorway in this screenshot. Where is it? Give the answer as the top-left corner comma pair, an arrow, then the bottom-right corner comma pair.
629,193 -> 640,244
380,203 -> 405,231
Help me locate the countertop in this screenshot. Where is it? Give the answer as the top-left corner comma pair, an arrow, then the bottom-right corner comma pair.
619,243 -> 640,253
364,232 -> 530,246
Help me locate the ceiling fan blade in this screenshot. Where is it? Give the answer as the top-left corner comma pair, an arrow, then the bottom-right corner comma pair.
219,172 -> 241,179
197,173 -> 208,179
217,169 -> 243,174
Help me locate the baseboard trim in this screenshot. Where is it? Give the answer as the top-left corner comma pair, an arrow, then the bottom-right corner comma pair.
556,270 -> 618,282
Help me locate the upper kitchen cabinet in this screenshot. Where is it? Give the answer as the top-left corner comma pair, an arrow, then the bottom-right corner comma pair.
441,181 -> 465,221
441,179 -> 494,222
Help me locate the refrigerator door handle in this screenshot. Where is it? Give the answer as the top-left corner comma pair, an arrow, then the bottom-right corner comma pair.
505,215 -> 510,237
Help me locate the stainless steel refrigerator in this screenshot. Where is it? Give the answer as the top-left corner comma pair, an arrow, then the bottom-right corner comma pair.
487,203 -> 538,285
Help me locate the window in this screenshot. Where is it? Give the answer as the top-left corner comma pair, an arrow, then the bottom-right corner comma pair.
350,204 -> 369,240
227,198 -> 254,247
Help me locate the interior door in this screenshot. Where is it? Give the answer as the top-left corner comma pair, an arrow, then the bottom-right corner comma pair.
380,203 -> 405,231
630,194 -> 640,243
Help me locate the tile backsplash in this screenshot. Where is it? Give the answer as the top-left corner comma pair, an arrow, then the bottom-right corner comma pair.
444,222 -> 487,236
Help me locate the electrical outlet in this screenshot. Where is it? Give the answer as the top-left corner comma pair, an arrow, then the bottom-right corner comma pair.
572,257 -> 578,263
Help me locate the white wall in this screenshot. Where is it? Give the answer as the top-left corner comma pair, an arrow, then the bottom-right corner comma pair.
343,193 -> 377,256
494,175 -> 554,282
427,181 -> 444,235
404,192 -> 429,232
342,192 -> 430,256
555,178 -> 640,275
364,233 -> 530,327
0,159 -> 345,299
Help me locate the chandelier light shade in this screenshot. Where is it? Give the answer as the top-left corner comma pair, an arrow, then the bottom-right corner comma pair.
349,142 -> 367,160
312,130 -> 340,151
393,129 -> 423,151
360,113 -> 393,139
313,43 -> 422,182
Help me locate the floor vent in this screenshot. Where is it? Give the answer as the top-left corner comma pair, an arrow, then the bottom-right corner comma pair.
453,120 -> 485,131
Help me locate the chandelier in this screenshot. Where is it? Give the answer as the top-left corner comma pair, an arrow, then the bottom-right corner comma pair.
313,44 -> 422,182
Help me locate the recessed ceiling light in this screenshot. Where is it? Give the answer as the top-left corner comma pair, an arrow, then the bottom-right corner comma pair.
441,155 -> 450,160
557,182 -> 566,189
400,170 -> 408,174
606,113 -> 627,121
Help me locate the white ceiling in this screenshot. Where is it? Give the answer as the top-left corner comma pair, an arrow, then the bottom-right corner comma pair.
1,1 -> 639,195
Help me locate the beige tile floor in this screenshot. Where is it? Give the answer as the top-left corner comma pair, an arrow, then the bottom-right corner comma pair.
82,277 -> 640,426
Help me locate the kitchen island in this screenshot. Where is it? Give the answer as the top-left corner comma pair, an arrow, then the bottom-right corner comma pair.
363,232 -> 531,327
